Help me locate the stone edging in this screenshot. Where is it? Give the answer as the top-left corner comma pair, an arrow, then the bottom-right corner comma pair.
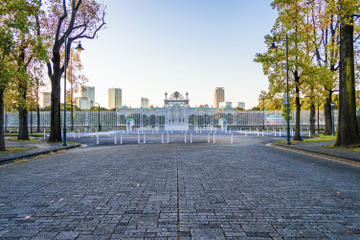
271,143 -> 360,167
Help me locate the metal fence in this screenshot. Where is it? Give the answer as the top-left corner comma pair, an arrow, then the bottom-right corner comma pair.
4,110 -> 337,130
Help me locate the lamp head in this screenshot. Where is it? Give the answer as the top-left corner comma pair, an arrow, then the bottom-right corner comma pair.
75,42 -> 84,51
269,41 -> 277,50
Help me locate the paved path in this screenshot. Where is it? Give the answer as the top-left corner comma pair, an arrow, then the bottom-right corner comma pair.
0,136 -> 359,239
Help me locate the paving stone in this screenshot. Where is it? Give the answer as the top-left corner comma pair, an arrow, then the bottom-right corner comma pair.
0,136 -> 358,239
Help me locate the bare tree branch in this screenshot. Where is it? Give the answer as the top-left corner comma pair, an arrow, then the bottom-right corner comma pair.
55,0 -> 68,42
71,12 -> 106,41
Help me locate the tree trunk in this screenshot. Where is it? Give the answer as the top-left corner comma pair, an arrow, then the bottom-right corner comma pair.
18,81 -> 29,140
36,103 -> 40,132
48,50 -> 63,142
49,75 -> 62,142
310,102 -> 315,134
30,109 -> 33,134
18,48 -> 29,141
71,90 -> 74,131
294,71 -> 302,141
317,101 -> 320,133
324,91 -> 333,135
335,18 -> 360,146
0,88 -> 5,151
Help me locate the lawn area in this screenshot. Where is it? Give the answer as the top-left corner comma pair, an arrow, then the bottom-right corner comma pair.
276,134 -> 336,144
303,134 -> 336,142
275,134 -> 360,153
323,144 -> 360,152
0,146 -> 33,154
5,133 -> 44,137
7,137 -> 42,143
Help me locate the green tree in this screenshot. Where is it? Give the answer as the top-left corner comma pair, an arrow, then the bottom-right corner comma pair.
307,0 -> 339,135
255,0 -> 314,141
0,0 -> 44,150
12,1 -> 46,140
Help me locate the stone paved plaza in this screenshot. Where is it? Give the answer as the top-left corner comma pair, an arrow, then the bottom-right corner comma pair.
0,136 -> 359,239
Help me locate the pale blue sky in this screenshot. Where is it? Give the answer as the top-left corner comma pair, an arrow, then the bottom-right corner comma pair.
77,0 -> 277,109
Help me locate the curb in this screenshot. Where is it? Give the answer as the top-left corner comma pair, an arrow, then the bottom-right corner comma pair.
0,144 -> 81,166
271,143 -> 360,167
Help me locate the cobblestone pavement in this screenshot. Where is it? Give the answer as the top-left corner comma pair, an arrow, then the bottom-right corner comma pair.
0,136 -> 359,239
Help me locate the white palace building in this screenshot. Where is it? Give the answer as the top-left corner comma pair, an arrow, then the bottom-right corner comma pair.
118,91 -> 249,131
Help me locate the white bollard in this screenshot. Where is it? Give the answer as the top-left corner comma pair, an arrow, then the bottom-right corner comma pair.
138,132 -> 140,144
114,132 -> 117,144
308,130 -> 311,137
231,133 -> 234,144
184,132 -> 187,143
274,130 -> 277,137
262,130 -> 265,136
208,133 -> 210,144
257,128 -> 259,136
161,133 -> 164,144
279,130 -> 282,137
43,128 -> 46,139
167,132 -> 169,144
213,133 -> 216,143
96,133 -> 99,145
144,134 -> 146,144
190,133 -> 193,143
245,130 -> 247,136
120,134 -> 123,144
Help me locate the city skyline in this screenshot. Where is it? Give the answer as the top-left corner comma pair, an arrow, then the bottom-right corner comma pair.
49,1 -> 277,109
43,0 -> 276,108
64,87 -> 245,109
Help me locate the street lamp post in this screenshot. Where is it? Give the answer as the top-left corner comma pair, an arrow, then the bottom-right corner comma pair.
331,101 -> 335,136
262,107 -> 266,130
270,34 -> 290,145
95,103 -> 101,131
62,34 -> 68,146
62,36 -> 84,146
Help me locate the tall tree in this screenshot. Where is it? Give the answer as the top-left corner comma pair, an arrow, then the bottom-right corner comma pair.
0,0 -> 43,149
39,0 -> 105,142
308,0 -> 339,135
335,0 -> 360,146
9,0 -> 46,140
28,62 -> 46,132
255,0 -> 312,141
64,49 -> 88,131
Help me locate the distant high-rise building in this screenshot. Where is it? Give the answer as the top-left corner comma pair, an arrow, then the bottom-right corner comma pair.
80,86 -> 95,107
214,87 -> 225,108
75,97 -> 90,110
108,88 -> 122,109
141,97 -> 149,108
42,92 -> 51,107
235,101 -> 245,110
